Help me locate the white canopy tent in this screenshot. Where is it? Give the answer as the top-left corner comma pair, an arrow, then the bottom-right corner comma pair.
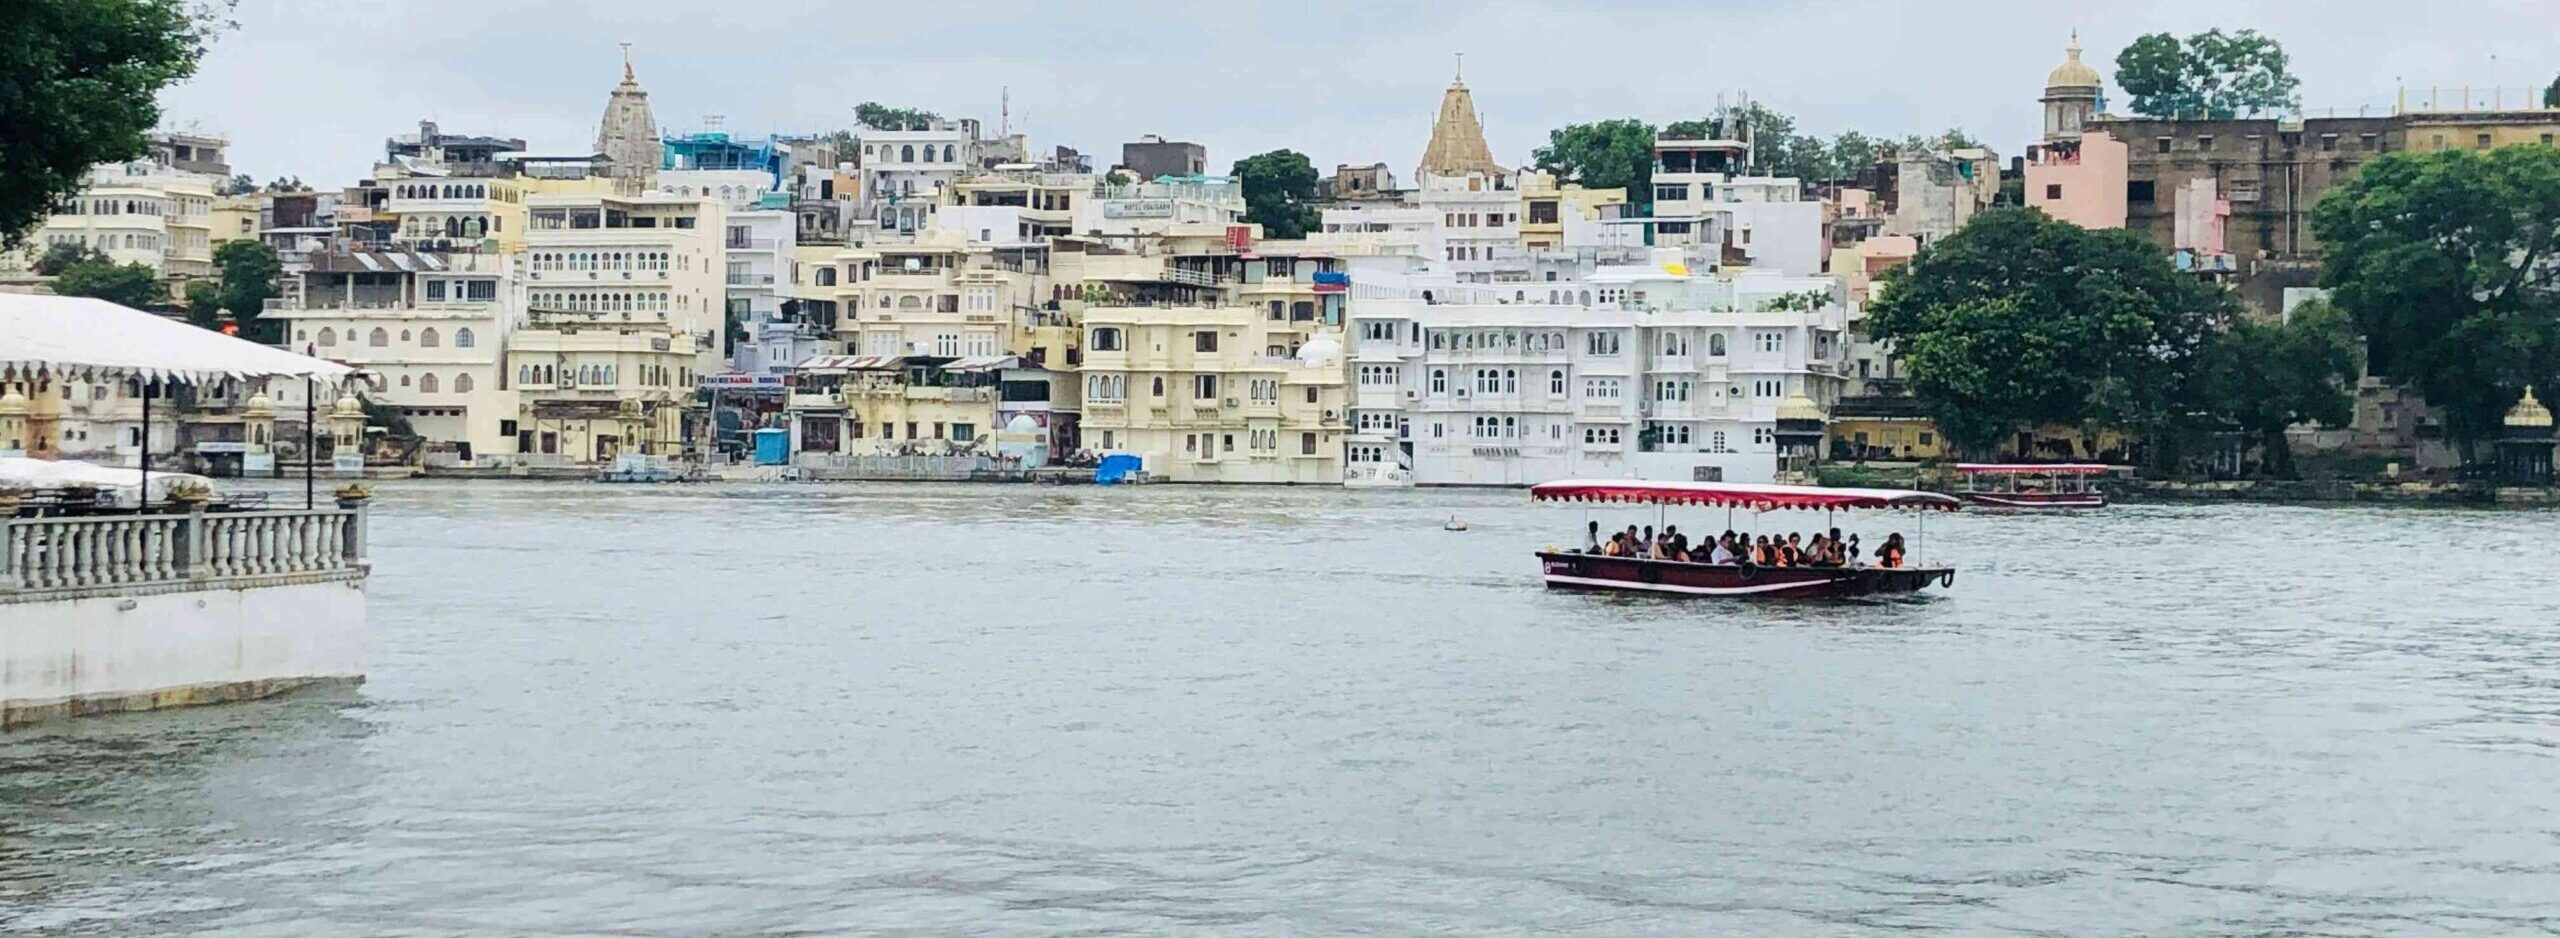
0,294 -> 360,509
0,294 -> 354,387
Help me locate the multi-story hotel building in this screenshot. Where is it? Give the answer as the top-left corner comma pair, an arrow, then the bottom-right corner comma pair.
1346,254 -> 1851,485
1070,244 -> 1349,483
269,251 -> 522,462
8,134 -> 224,287
521,192 -> 727,375
504,309 -> 699,462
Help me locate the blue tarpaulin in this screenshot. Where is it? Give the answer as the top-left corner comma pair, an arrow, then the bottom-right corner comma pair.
1094,454 -> 1143,484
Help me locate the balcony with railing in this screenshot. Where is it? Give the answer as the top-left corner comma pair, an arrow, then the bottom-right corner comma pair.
3,504 -> 368,598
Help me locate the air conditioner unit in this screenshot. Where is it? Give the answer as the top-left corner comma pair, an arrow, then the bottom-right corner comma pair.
1401,389 -> 1418,400
1224,398 -> 1240,407
1455,389 -> 1469,398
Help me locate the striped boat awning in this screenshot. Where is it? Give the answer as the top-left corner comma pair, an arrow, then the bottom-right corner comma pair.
795,355 -> 906,372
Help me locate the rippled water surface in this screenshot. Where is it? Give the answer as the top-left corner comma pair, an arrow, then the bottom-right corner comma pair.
3,482 -> 2557,936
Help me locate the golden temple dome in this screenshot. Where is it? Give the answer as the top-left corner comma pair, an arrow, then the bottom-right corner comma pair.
1776,393 -> 1825,422
2507,386 -> 2553,429
2046,32 -> 2103,92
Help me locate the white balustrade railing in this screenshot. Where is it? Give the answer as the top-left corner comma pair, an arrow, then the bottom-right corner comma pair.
1,506 -> 367,595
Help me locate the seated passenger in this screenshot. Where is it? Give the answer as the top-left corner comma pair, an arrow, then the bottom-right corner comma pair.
1877,533 -> 1908,569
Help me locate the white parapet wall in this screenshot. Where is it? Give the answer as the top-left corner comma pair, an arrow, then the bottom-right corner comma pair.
1,503 -> 370,728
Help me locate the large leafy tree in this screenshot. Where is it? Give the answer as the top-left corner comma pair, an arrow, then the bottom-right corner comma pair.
1829,131 -> 1882,177
183,238 -> 281,340
1231,149 -> 1320,240
2311,145 -> 2560,456
1532,119 -> 1656,209
2114,29 -> 2302,119
52,255 -> 166,308
0,0 -> 220,246
2193,302 -> 2360,477
852,102 -> 941,130
1867,207 -> 2232,456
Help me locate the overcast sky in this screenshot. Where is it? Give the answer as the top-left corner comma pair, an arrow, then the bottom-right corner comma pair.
162,0 -> 2559,185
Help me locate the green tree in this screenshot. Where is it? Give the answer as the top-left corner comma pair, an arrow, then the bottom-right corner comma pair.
853,102 -> 941,131
34,241 -> 99,275
1231,149 -> 1321,239
216,172 -> 254,196
2546,74 -> 2560,109
182,279 -> 221,328
2193,302 -> 2360,477
0,0 -> 219,247
1829,131 -> 1883,177
1532,119 -> 1657,208
51,255 -> 166,308
2311,145 -> 2560,457
1933,128 -> 1984,151
200,239 -> 281,340
1867,207 -> 2232,456
2114,29 -> 2301,119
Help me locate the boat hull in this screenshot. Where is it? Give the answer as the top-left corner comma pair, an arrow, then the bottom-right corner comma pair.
1536,551 -> 1953,598
1958,491 -> 2106,509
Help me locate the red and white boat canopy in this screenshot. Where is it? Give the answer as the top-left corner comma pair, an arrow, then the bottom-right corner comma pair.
1529,479 -> 1962,512
1954,463 -> 2113,476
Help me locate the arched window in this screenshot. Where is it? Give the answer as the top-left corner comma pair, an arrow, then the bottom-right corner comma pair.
454,373 -> 473,393
900,145 -> 915,162
1151,376 -> 1165,397
399,374 -> 411,387
419,373 -> 439,393
942,144 -> 955,163
815,267 -> 836,286
399,329 -> 412,342
317,328 -> 336,347
898,295 -> 922,309
369,328 -> 389,347
1708,334 -> 1727,356
419,328 -> 440,348
455,327 -> 475,348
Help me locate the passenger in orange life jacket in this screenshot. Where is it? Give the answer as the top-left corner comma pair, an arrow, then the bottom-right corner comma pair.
1877,532 -> 1908,569
1781,533 -> 1804,566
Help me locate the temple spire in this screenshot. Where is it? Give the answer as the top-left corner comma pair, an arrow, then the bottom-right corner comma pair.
1417,70 -> 1505,180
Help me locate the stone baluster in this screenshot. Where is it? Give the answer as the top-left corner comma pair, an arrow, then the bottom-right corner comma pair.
103,521 -> 122,585
0,515 -> 16,593
178,506 -> 207,580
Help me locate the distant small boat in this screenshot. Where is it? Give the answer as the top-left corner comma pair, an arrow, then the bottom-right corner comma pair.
1954,463 -> 2111,509
1444,515 -> 1469,531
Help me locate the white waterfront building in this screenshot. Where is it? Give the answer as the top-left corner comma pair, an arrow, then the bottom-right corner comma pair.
1346,253 -> 1850,486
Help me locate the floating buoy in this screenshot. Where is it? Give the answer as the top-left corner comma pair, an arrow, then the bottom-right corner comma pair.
1444,515 -> 1469,532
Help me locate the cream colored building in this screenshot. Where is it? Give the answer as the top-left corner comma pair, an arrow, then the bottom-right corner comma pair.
267,251 -> 522,462
1517,170 -> 1627,251
784,355 -> 1015,456
505,312 -> 696,462
13,161 -> 217,287
814,231 -> 1055,362
1071,244 -> 1348,483
522,192 -> 727,378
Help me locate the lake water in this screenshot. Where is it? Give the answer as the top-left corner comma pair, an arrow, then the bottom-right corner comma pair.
3,482 -> 2556,936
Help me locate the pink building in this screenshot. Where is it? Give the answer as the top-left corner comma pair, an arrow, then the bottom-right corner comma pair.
2024,131 -> 2127,230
